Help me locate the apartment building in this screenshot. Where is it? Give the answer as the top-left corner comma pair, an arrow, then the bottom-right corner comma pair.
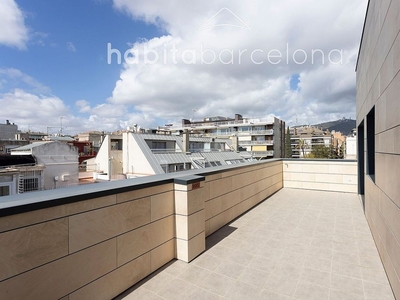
10,141 -> 79,191
0,120 -> 18,140
290,126 -> 333,158
88,131 -> 250,180
159,114 -> 285,159
356,0 -> 400,297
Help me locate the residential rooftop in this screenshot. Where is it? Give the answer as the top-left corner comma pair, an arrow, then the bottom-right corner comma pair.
117,188 -> 393,300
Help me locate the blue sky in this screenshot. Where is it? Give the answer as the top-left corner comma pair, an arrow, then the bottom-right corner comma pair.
0,0 -> 367,134
1,0 -> 160,114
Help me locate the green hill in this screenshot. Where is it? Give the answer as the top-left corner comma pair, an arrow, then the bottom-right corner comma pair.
314,118 -> 356,136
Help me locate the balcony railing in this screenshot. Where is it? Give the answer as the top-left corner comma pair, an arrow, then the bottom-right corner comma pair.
239,140 -> 274,145
150,148 -> 183,154
158,118 -> 275,131
238,129 -> 274,135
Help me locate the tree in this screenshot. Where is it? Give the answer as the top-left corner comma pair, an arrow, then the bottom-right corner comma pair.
310,144 -> 338,159
296,139 -> 309,157
310,145 -> 330,158
285,127 -> 292,158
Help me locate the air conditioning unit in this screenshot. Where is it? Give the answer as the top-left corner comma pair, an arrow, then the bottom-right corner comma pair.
61,174 -> 70,182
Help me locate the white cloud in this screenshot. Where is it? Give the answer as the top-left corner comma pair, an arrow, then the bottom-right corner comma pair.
0,89 -> 69,131
30,31 -> 49,47
75,100 -> 91,113
0,0 -> 28,49
0,68 -> 51,94
108,0 -> 367,126
0,68 -> 163,134
67,42 -> 76,52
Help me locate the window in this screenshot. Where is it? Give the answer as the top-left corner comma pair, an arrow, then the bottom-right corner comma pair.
152,141 -> 167,150
189,143 -> 203,150
239,127 -> 251,132
111,140 -> 122,150
358,120 -> 365,210
23,178 -> 39,192
0,185 -> 10,196
366,107 -> 375,181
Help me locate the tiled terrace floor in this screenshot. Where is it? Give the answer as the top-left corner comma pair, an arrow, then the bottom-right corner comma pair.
116,188 -> 395,300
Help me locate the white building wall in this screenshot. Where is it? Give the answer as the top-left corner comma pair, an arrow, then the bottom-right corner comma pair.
32,142 -> 79,190
95,136 -> 111,174
345,137 -> 357,159
123,133 -> 155,176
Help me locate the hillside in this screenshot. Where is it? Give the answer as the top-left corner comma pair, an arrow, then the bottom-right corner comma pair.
313,118 -> 356,136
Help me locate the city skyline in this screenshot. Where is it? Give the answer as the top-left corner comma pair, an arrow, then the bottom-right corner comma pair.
0,0 -> 367,135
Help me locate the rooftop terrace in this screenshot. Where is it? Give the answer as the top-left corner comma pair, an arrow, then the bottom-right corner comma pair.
117,188 -> 394,300
0,159 -> 395,299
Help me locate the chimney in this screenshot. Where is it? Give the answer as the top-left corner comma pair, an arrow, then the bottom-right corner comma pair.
182,129 -> 190,154
231,135 -> 239,152
235,114 -> 243,121
182,119 -> 191,126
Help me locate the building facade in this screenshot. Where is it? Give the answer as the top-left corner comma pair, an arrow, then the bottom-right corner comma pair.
159,114 -> 285,159
290,126 -> 333,158
89,132 -> 250,180
356,0 -> 400,297
0,120 -> 18,140
10,141 -> 79,191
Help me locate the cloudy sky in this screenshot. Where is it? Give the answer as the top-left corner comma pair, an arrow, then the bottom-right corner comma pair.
0,0 -> 367,135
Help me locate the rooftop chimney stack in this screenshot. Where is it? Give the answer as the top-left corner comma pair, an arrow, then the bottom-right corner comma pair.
183,129 -> 190,154
231,135 -> 239,152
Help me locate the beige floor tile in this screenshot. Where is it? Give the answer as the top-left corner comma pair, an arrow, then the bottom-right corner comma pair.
178,264 -> 212,285
206,245 -> 232,259
363,281 -> 395,300
257,245 -> 285,260
330,274 -> 364,297
263,274 -> 299,297
186,288 -> 223,300
258,289 -> 293,300
307,246 -> 333,260
161,259 -> 189,277
294,281 -> 330,300
332,250 -> 359,265
227,250 -> 255,266
119,189 -> 393,300
192,253 -> 224,271
303,255 -> 332,273
358,255 -> 385,270
224,281 -> 261,300
199,272 -> 235,296
120,287 -> 164,300
279,249 -> 306,265
156,278 -> 198,300
141,270 -> 174,293
329,288 -> 364,300
361,267 -> 391,285
300,268 -> 331,288
272,261 -> 303,279
331,260 -> 362,279
237,267 -> 271,288
217,237 -> 244,250
214,260 -> 246,279
249,256 -> 278,273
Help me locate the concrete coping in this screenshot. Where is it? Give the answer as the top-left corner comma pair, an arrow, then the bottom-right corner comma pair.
174,175 -> 205,185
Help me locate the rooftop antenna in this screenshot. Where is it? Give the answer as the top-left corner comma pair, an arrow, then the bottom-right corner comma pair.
191,109 -> 197,122
60,116 -> 64,135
